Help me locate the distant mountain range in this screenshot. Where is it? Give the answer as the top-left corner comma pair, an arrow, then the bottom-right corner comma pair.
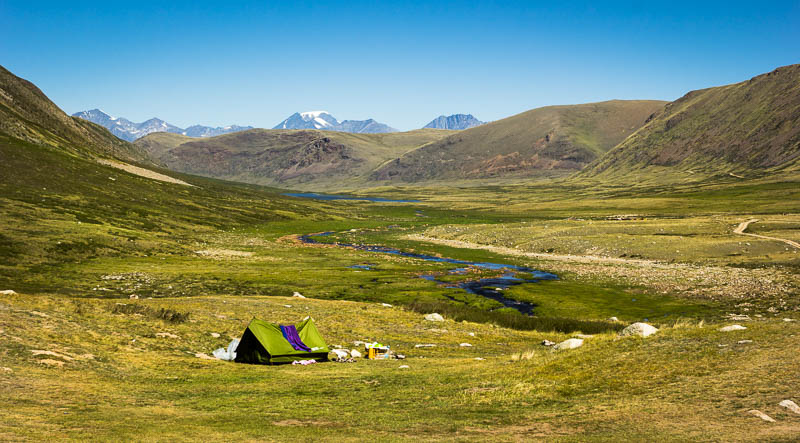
273,111 -> 397,133
423,114 -> 484,130
72,109 -> 253,142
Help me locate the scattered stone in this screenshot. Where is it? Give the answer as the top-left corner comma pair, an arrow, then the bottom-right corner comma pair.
424,313 -> 444,322
719,325 -> 747,332
330,349 -> 350,361
195,353 -> 215,360
292,292 -> 305,299
553,338 -> 584,350
31,350 -> 73,361
737,340 -> 753,344
608,316 -> 619,322
155,332 -> 179,339
398,365 -> 410,369
210,332 -> 221,338
0,290 -> 17,295
620,322 -> 658,337
414,344 -> 436,348
779,400 -> 800,415
350,349 -> 362,358
747,409 -> 776,422
541,340 -> 555,347
459,343 -> 472,347
38,359 -> 64,367
381,303 -> 393,307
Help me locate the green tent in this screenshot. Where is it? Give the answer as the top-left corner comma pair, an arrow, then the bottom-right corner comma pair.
234,317 -> 330,365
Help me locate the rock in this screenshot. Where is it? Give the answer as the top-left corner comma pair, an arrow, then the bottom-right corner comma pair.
0,290 -> 17,295
474,357 -> 485,361
575,334 -> 594,339
779,399 -> 800,415
784,318 -> 796,322
330,349 -> 350,361
414,344 -> 436,348
1,367 -> 12,372
747,409 -> 776,422
283,304 -> 292,308
381,303 -> 392,307
719,325 -> 747,332
424,313 -> 444,322
129,294 -> 139,300
350,349 -> 362,358
459,343 -> 472,347
31,350 -> 73,361
737,340 -> 753,344
38,359 -> 64,367
395,354 -> 406,360
620,322 -> 658,337
210,332 -> 220,338
468,332 -> 475,337
292,292 -> 305,299
195,353 -> 215,360
155,332 -> 179,339
398,365 -> 410,369
553,338 -> 584,350
727,314 -> 751,321
609,316 -> 619,322
541,340 -> 555,347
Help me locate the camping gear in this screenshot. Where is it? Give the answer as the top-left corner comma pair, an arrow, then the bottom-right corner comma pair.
280,325 -> 311,351
212,339 -> 240,361
234,317 -> 330,365
365,342 -> 391,359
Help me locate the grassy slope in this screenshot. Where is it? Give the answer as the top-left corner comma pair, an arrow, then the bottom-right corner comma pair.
134,128 -> 456,190
578,64 -> 800,185
370,100 -> 666,182
0,65 -> 148,163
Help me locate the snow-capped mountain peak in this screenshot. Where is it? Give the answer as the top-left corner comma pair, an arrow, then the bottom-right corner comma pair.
273,111 -> 397,133
72,109 -> 253,141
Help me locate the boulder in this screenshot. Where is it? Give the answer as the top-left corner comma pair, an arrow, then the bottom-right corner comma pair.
0,290 -> 17,295
719,325 -> 747,332
747,409 -> 776,422
779,399 -> 800,415
424,313 -> 444,322
553,338 -> 584,350
620,322 -> 658,337
330,349 -> 350,361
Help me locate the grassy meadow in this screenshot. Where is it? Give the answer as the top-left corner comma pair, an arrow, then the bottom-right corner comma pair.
1,138 -> 800,440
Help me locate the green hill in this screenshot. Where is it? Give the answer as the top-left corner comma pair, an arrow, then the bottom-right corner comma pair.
0,65 -> 148,163
134,128 -> 455,189
370,100 -> 666,182
577,64 -> 800,184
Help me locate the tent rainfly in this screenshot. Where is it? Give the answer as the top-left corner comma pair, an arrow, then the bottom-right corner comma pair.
234,317 -> 330,365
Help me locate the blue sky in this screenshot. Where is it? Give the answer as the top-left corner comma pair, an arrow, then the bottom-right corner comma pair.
1,1 -> 798,130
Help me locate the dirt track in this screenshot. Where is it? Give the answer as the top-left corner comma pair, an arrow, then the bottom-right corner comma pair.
734,219 -> 800,249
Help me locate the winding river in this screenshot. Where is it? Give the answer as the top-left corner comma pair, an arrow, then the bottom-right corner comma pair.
299,232 -> 558,314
